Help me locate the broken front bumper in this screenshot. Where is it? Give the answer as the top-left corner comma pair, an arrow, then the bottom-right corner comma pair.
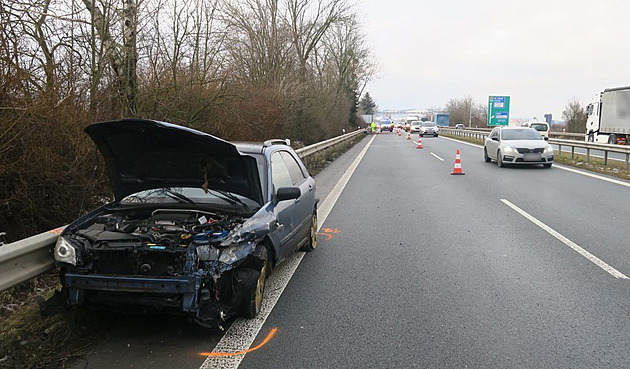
64,272 -> 201,312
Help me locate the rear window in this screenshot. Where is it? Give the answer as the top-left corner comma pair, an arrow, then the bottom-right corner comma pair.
422,122 -> 436,127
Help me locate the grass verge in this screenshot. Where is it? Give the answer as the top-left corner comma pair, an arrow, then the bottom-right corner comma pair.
0,271 -> 106,369
440,132 -> 630,181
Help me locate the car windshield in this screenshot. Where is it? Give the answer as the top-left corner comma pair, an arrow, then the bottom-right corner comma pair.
120,187 -> 258,208
530,123 -> 548,131
422,122 -> 436,127
501,129 -> 543,140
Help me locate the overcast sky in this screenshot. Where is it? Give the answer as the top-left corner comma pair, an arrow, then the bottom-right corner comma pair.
360,0 -> 630,119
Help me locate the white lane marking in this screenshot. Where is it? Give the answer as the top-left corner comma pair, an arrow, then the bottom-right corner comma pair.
201,134 -> 377,369
431,152 -> 444,161
501,199 -> 628,280
441,135 -> 630,188
554,165 -> 630,189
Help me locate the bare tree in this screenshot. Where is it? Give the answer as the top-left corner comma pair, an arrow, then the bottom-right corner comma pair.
562,97 -> 587,133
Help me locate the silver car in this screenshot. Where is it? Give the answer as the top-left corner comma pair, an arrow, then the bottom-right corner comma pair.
410,121 -> 422,133
484,127 -> 554,168
419,122 -> 439,137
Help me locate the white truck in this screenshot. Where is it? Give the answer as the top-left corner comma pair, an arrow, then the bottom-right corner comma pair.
586,86 -> 630,144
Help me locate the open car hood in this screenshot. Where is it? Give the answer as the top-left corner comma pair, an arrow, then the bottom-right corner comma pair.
85,119 -> 263,205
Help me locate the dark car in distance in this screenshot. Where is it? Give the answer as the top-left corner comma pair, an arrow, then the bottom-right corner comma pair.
54,119 -> 318,327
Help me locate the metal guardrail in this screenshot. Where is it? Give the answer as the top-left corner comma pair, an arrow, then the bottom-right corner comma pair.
461,127 -> 585,141
442,128 -> 630,169
0,129 -> 365,292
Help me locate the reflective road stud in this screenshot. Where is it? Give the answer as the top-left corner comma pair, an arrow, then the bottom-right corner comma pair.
451,149 -> 465,175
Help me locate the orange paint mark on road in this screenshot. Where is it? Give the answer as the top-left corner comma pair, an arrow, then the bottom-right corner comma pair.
317,233 -> 333,241
199,328 -> 277,357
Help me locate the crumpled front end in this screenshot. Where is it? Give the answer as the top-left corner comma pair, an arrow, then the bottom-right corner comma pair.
56,207 -> 271,327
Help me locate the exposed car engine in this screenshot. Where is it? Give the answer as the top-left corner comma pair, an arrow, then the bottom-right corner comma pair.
65,209 -> 245,276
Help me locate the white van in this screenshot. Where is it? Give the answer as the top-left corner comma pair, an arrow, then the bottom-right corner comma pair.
521,121 -> 550,138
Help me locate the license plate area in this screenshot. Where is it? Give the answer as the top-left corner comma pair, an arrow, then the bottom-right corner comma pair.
523,153 -> 542,161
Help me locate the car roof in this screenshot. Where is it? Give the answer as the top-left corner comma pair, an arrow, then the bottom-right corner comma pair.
234,140 -> 294,155
497,126 -> 536,130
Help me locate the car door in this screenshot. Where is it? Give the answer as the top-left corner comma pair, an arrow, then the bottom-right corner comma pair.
279,151 -> 314,250
270,151 -> 296,260
486,128 -> 499,159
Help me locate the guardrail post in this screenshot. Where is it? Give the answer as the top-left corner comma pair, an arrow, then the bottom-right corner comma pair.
604,150 -> 609,166
571,146 -> 575,159
626,153 -> 629,170
586,148 -> 590,163
558,144 -> 562,155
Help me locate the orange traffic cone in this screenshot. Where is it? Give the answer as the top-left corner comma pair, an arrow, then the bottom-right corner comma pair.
416,137 -> 423,149
398,129 -> 402,136
451,149 -> 465,175
406,132 -> 411,140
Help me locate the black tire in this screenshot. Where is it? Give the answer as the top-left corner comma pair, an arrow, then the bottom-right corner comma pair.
608,135 -> 616,144
241,245 -> 268,319
588,132 -> 594,142
300,212 -> 318,252
543,163 -> 552,168
435,134 -> 438,137
484,148 -> 491,162
497,150 -> 505,167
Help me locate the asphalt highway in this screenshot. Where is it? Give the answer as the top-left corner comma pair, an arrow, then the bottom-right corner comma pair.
237,132 -> 630,368
75,132 -> 630,368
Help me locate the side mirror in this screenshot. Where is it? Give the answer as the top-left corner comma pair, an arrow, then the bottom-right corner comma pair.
275,187 -> 301,203
544,136 -> 549,141
492,136 -> 499,141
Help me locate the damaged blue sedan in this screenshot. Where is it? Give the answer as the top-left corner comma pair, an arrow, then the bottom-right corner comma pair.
54,119 -> 318,327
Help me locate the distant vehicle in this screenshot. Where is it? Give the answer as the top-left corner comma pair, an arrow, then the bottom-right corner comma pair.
586,86 -> 630,144
405,116 -> 419,131
410,121 -> 422,133
419,122 -> 439,137
483,126 -> 553,168
521,121 -> 550,138
454,124 -> 466,130
380,123 -> 392,132
433,113 -> 450,127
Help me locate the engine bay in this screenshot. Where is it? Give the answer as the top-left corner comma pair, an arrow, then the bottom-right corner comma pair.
67,208 -> 245,276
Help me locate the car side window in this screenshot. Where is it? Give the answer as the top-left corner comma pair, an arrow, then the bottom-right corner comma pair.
271,152 -> 293,192
280,151 -> 306,186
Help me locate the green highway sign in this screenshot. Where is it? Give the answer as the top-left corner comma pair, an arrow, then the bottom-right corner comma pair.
487,96 -> 510,126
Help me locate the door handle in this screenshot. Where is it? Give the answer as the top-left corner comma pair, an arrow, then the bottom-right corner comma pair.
275,221 -> 284,231
308,184 -> 313,192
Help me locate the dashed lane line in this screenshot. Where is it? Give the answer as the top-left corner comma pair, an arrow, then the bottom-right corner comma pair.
430,152 -> 444,161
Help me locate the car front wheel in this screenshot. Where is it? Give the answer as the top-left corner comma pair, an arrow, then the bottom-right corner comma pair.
241,245 -> 268,318
543,163 -> 552,168
484,148 -> 491,162
497,150 -> 505,167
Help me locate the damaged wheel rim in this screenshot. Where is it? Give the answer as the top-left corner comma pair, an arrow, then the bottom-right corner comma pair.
255,260 -> 267,314
310,215 -> 317,249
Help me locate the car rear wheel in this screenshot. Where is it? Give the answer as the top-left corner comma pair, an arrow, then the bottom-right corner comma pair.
497,150 -> 505,167
483,148 -> 491,162
300,212 -> 318,252
241,245 -> 268,318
